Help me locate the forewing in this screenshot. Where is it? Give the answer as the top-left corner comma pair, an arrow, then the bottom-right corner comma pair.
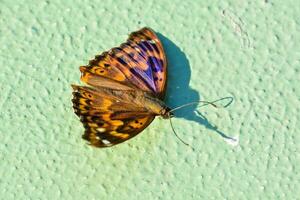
72,85 -> 155,147
127,27 -> 167,98
80,27 -> 167,98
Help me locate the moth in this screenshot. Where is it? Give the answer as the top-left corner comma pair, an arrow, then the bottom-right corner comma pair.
72,27 -> 173,147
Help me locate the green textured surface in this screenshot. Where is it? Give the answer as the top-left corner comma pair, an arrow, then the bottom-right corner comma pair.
1,0 -> 300,199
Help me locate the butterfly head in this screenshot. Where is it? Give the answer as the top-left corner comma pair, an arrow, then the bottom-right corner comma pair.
161,107 -> 174,119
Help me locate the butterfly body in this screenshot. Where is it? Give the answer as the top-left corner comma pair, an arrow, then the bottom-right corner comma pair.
72,27 -> 170,147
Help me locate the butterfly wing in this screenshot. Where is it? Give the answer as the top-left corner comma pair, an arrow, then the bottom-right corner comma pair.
80,27 -> 167,99
72,85 -> 155,147
72,27 -> 167,147
127,27 -> 167,98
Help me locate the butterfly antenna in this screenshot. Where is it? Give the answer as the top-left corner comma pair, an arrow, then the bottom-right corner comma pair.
169,117 -> 191,147
169,97 -> 234,113
167,97 -> 233,148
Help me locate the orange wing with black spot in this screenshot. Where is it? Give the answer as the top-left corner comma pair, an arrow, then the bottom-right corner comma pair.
80,27 -> 167,99
72,27 -> 167,147
72,85 -> 155,147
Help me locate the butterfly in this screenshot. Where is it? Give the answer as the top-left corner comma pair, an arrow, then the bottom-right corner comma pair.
72,27 -> 174,148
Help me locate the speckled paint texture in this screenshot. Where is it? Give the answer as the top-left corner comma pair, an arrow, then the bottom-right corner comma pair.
1,0 -> 299,199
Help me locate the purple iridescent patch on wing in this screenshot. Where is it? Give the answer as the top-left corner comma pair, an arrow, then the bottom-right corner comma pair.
112,36 -> 165,95
148,56 -> 163,73
129,67 -> 156,92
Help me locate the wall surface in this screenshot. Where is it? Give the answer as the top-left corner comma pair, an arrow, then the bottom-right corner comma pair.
1,0 -> 299,199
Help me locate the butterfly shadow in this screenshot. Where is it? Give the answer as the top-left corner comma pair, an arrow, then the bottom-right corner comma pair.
157,33 -> 234,142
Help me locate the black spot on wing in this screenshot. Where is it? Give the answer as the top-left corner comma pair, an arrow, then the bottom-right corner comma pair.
151,42 -> 160,54
116,57 -> 128,66
142,41 -> 154,52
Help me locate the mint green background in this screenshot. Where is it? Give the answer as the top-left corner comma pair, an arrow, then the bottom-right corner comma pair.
1,0 -> 299,199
